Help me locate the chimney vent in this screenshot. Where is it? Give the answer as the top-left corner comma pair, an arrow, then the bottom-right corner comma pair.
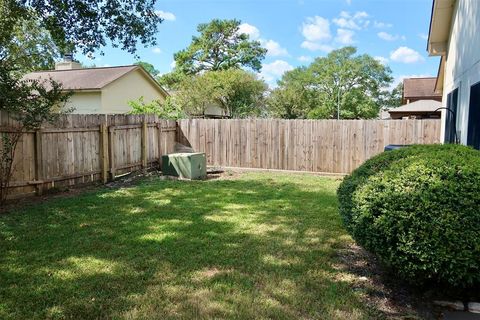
63,53 -> 73,62
55,53 -> 82,70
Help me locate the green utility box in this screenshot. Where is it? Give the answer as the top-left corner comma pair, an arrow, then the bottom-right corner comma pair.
161,152 -> 207,180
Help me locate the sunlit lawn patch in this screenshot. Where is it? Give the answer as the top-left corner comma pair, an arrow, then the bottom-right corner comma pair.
0,172 -> 376,319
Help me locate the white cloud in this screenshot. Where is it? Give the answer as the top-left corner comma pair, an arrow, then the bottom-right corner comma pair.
238,23 -> 260,40
152,47 -> 162,54
335,29 -> 355,44
238,23 -> 287,57
333,11 -> 370,30
374,56 -> 389,65
390,46 -> 425,63
298,55 -> 312,62
378,31 -> 398,41
302,16 -> 332,42
333,17 -> 361,30
374,21 -> 393,28
354,11 -> 369,19
301,41 -> 334,52
260,60 -> 294,83
261,39 -> 289,57
419,33 -> 429,40
170,61 -> 176,69
155,10 -> 176,21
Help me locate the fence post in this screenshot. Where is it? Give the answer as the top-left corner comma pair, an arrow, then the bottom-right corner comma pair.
34,129 -> 44,195
157,122 -> 162,167
141,121 -> 148,169
99,123 -> 109,183
108,126 -> 116,180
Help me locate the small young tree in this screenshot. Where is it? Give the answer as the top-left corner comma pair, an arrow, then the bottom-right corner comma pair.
128,96 -> 185,119
172,69 -> 268,118
0,62 -> 70,203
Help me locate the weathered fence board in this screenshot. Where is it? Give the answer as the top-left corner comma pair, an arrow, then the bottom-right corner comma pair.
0,112 -> 176,198
1,114 -> 441,200
177,119 -> 441,175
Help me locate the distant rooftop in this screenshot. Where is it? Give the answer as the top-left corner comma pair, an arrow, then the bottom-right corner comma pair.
23,65 -> 138,91
403,77 -> 442,99
389,99 -> 442,114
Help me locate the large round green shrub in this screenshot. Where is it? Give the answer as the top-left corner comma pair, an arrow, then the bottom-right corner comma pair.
338,144 -> 480,287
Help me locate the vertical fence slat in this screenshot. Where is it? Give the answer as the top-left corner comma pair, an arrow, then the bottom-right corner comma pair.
176,119 -> 442,174
1,114 -> 441,199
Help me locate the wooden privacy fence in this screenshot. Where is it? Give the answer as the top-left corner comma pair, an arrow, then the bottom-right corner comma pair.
1,113 -> 176,198
2,115 -> 441,199
177,119 -> 442,174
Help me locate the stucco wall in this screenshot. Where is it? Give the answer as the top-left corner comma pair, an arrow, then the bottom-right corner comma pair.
67,91 -> 102,114
441,0 -> 480,144
100,70 -> 166,114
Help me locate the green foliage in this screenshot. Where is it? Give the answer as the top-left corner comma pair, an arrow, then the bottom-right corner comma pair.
382,82 -> 404,110
268,47 -> 393,119
170,69 -> 268,118
3,0 -> 162,55
267,67 -> 316,119
2,14 -> 60,76
134,61 -> 160,77
338,145 -> 480,287
128,96 -> 185,120
173,19 -> 267,75
0,59 -> 71,203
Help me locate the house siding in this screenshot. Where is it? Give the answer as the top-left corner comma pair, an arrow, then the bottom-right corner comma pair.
66,91 -> 102,114
441,0 -> 480,144
100,69 -> 166,114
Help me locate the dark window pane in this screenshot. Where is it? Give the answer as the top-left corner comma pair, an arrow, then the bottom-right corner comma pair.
467,82 -> 480,149
444,88 -> 458,143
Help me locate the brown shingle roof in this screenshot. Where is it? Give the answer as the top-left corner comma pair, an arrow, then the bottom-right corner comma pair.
23,65 -> 138,91
403,77 -> 442,99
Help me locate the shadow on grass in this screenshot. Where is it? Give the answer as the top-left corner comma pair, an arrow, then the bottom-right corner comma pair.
0,173 -> 379,319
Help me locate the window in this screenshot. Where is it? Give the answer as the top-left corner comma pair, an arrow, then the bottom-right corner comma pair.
467,82 -> 480,150
444,88 -> 458,143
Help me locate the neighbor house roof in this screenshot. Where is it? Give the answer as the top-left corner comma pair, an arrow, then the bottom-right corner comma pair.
23,65 -> 169,97
403,77 -> 442,99
388,100 -> 442,114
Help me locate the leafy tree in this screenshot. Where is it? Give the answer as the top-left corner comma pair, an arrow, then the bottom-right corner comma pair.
161,19 -> 266,84
128,96 -> 185,119
171,69 -> 268,118
176,19 -> 266,74
268,47 -> 393,119
4,15 -> 60,76
0,63 -> 71,203
3,0 -> 162,55
382,82 -> 404,109
267,68 -> 316,119
0,0 -> 163,203
134,61 -> 160,77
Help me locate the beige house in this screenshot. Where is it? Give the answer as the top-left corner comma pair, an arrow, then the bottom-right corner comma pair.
24,60 -> 168,114
428,0 -> 480,148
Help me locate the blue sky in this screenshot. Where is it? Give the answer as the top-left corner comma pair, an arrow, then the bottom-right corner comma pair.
77,0 -> 440,88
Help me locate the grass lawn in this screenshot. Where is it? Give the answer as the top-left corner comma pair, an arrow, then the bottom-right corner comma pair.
0,172 -> 378,319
